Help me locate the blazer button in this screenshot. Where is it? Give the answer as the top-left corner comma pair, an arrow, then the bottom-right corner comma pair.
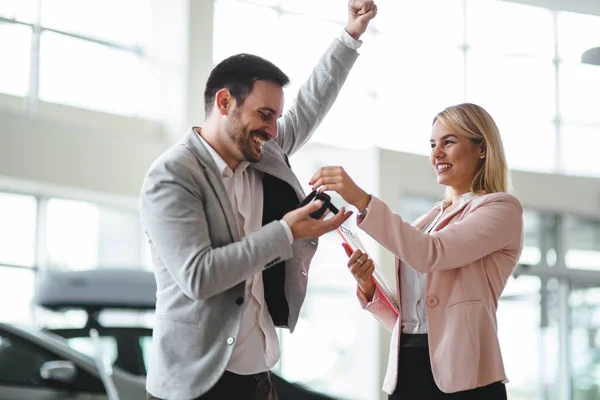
227,337 -> 235,345
235,296 -> 244,305
426,296 -> 439,308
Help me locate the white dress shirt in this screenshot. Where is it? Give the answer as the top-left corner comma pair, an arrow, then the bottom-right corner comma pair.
197,29 -> 362,374
400,192 -> 474,334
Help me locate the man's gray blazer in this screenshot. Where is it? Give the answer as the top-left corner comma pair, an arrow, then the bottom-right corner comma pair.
139,38 -> 359,400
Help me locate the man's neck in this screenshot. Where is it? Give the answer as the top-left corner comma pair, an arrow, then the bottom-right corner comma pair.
194,126 -> 240,171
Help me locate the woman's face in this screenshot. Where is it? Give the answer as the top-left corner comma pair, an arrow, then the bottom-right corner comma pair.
429,120 -> 484,196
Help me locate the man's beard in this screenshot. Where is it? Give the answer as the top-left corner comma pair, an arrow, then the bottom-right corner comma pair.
225,116 -> 261,164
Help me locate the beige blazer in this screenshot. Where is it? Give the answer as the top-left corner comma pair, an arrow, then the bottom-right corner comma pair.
356,192 -> 523,394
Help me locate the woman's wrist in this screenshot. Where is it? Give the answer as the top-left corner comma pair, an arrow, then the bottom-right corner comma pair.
359,282 -> 376,302
354,192 -> 371,213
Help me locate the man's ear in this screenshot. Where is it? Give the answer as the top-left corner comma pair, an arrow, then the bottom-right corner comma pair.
214,89 -> 234,116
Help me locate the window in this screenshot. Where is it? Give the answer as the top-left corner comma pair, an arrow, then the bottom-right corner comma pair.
40,0 -> 142,46
466,53 -> 556,172
521,210 -> 543,266
277,287 -> 379,400
497,276 -> 547,400
561,125 -> 600,177
45,198 -> 144,270
570,288 -> 600,399
0,22 -> 31,97
46,198 -> 99,270
39,31 -> 143,116
557,12 -> 600,64
466,0 -> 554,57
0,0 -> 174,118
373,0 -> 463,46
0,0 -> 36,23
565,216 -> 600,271
0,192 -> 37,267
559,64 -> 600,125
66,337 -> 118,367
213,1 -> 280,66
0,267 -> 36,323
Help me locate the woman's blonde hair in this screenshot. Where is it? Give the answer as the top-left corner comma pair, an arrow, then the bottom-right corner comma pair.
433,103 -> 511,200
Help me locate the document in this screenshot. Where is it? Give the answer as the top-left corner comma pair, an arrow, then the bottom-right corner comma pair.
337,225 -> 399,315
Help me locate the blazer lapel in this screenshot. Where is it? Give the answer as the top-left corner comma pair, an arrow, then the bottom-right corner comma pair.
432,194 -> 480,232
182,128 -> 241,241
253,141 -> 305,200
413,207 -> 441,230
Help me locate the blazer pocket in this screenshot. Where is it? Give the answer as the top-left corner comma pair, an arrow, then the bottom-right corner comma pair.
447,298 -> 482,309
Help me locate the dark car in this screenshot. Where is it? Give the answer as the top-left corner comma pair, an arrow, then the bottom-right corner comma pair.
34,268 -> 339,400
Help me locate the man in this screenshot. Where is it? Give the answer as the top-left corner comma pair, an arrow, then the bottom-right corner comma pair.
139,1 -> 377,399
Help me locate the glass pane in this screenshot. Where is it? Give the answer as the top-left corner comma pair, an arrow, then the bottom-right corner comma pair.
502,119 -> 556,173
0,0 -> 36,23
96,207 -> 143,268
373,0 -> 463,47
467,53 -> 556,172
67,336 -> 118,366
467,52 -> 555,122
213,1 -> 280,66
39,31 -> 142,115
521,210 -> 542,266
374,44 -> 464,155
276,14 -> 342,82
467,0 -> 554,58
278,291 -> 379,400
0,22 -> 31,97
244,0 -> 279,5
279,0 -> 347,23
0,192 -> 37,267
557,11 -> 600,64
46,198 -> 99,270
0,266 -> 35,323
565,216 -> 600,270
40,0 -> 144,45
139,336 -> 152,372
561,124 -> 600,177
498,276 -> 552,400
570,288 -> 600,399
559,64 -> 600,124
304,67 -> 378,149
45,199 -> 143,270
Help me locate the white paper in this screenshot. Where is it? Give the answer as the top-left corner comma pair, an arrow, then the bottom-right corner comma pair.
337,225 -> 399,313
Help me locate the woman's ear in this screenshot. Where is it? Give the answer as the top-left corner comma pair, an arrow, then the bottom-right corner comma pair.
479,142 -> 487,159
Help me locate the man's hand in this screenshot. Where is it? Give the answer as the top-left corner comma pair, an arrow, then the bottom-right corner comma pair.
282,200 -> 353,241
345,0 -> 378,41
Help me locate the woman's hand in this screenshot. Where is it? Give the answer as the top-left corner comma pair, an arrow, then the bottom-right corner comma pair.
343,244 -> 376,301
310,166 -> 371,212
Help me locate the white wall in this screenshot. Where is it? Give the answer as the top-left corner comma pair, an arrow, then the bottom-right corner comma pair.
379,149 -> 600,219
0,94 -> 171,199
504,0 -> 600,15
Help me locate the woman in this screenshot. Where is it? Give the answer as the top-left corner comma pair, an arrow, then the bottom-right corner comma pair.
310,103 -> 523,399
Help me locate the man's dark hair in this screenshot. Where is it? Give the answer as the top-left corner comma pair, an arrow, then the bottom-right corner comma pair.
204,53 -> 290,116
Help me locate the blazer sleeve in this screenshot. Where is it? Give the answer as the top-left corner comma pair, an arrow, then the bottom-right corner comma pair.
275,37 -> 359,156
139,154 -> 294,301
358,194 -> 523,273
356,285 -> 398,332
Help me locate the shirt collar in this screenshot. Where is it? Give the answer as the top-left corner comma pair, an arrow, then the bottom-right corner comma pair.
440,192 -> 475,210
196,130 -> 250,177
459,192 -> 475,206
